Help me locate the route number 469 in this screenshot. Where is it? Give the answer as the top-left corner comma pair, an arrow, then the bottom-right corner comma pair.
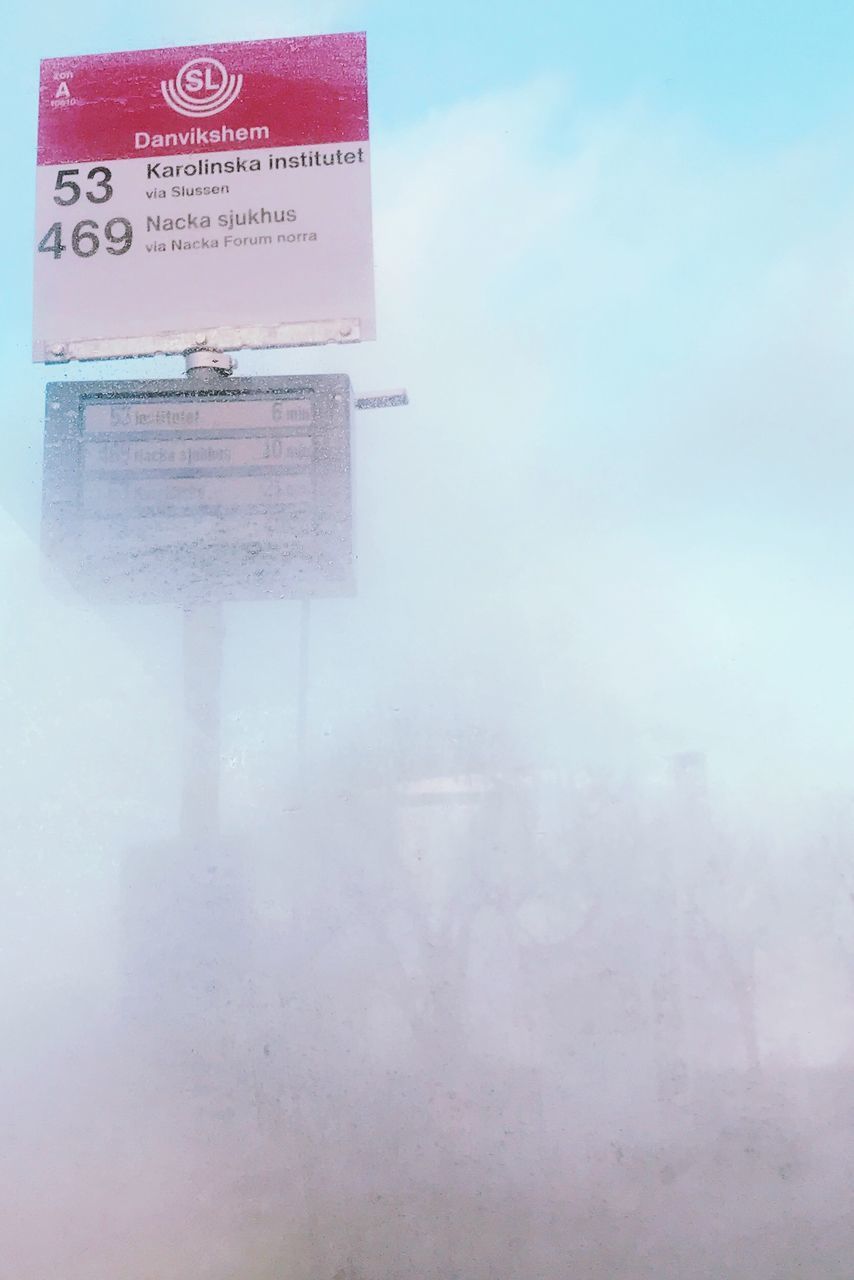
38,218 -> 134,259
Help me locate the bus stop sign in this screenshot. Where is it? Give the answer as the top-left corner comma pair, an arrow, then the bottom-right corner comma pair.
33,33 -> 375,362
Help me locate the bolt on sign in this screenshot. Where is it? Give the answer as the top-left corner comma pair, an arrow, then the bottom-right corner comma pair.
33,34 -> 375,362
42,376 -> 353,603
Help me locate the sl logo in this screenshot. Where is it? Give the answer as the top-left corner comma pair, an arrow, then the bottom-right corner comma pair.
161,56 -> 243,118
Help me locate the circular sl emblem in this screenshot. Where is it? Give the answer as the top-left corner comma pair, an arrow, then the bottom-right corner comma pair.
161,57 -> 244,118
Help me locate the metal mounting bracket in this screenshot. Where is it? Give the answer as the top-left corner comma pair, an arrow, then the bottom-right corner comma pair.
184,348 -> 236,377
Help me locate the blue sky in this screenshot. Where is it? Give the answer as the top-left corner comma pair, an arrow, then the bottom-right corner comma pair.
367,0 -> 854,145
4,0 -> 854,819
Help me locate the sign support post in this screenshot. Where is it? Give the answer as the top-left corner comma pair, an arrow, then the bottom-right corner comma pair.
180,348 -> 233,844
181,599 -> 223,844
296,598 -> 311,794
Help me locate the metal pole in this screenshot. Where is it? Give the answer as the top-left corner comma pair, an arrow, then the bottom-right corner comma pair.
180,349 -> 234,844
181,601 -> 224,843
296,597 -> 311,793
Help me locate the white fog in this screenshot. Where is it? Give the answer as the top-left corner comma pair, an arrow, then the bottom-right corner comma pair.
3,5 -> 854,1278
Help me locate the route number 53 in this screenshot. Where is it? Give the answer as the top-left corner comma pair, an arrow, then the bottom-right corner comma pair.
53,166 -> 114,206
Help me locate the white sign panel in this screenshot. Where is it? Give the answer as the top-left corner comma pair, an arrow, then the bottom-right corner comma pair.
34,34 -> 375,362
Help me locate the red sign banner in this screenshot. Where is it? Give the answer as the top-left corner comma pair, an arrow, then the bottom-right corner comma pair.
39,33 -> 369,164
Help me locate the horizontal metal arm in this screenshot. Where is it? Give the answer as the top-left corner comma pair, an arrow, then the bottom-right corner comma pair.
355,389 -> 409,410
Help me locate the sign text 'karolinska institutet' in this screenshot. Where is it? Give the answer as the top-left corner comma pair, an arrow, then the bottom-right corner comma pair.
33,34 -> 375,361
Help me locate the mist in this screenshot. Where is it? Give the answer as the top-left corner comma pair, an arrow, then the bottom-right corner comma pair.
4,10 -> 854,1280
